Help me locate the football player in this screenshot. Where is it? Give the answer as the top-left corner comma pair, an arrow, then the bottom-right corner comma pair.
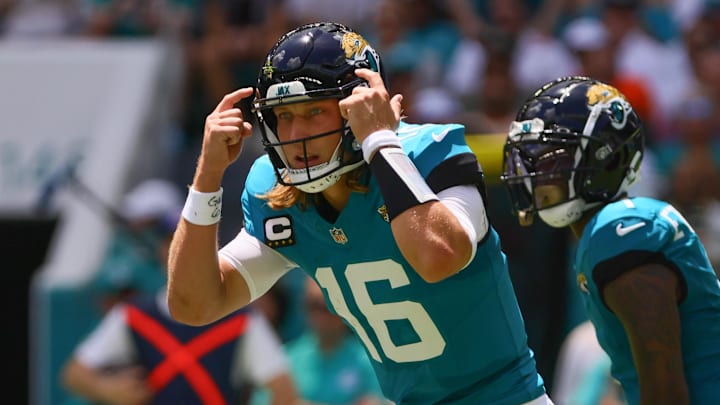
501,76 -> 720,404
167,22 -> 552,404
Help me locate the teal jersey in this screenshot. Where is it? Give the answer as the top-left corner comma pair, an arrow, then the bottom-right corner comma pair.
575,197 -> 720,404
242,123 -> 545,404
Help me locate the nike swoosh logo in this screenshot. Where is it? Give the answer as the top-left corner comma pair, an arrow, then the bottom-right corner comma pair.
431,128 -> 451,142
616,222 -> 646,237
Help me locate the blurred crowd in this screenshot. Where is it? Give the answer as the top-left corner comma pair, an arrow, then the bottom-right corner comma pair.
2,0 -> 718,251
4,0 -> 719,404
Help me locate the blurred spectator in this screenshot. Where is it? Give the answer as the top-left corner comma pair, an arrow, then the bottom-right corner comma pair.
598,0 -> 694,124
667,4 -> 720,170
668,156 -> 720,271
561,17 -> 654,127
491,0 -> 576,95
61,292 -> 296,404
661,94 -> 720,270
367,0 -> 462,118
252,282 -> 291,338
401,0 -> 462,87
88,179 -> 183,312
444,0 -> 576,106
692,42 -> 720,108
457,46 -> 521,134
682,3 -> 720,77
655,92 -> 720,172
410,86 -> 463,124
60,179 -> 297,404
367,0 -> 418,114
251,269 -> 309,344
187,0 -> 288,107
76,0 -> 197,223
251,275 -> 387,405
670,0 -> 707,34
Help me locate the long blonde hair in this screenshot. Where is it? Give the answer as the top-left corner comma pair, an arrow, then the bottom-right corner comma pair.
260,166 -> 370,210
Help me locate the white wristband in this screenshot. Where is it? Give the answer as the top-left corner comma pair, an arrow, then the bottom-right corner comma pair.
182,187 -> 223,226
361,129 -> 401,163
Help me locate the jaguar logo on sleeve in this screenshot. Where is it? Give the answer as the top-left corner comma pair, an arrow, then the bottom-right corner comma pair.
264,216 -> 295,247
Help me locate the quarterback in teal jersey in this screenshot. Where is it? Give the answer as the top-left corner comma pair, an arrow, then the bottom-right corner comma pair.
501,76 -> 720,404
167,22 -> 552,404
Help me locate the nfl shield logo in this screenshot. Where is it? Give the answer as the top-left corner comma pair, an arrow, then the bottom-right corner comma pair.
329,227 -> 348,244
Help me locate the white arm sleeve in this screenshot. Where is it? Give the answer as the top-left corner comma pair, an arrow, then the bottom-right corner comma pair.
234,312 -> 289,386
73,305 -> 138,368
218,229 -> 298,303
437,184 -> 489,269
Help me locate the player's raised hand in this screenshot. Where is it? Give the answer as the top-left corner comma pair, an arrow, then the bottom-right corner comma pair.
197,88 -> 255,177
339,69 -> 403,145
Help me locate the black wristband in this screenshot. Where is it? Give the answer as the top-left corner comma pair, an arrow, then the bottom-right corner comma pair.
369,147 -> 439,220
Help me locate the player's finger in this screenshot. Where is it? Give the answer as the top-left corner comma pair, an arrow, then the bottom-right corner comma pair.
241,121 -> 253,137
338,98 -> 350,120
390,94 -> 404,120
213,116 -> 244,126
211,126 -> 242,145
355,69 -> 385,90
216,108 -> 243,118
225,131 -> 242,145
214,87 -> 253,114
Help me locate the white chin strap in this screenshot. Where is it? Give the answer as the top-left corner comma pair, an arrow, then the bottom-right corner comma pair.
291,160 -> 363,193
282,136 -> 363,193
538,199 -> 587,228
